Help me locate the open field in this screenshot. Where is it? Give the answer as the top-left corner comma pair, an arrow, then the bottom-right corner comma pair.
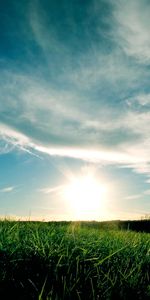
0,220 -> 150,299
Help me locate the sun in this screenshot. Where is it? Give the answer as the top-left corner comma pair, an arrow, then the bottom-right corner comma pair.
64,175 -> 107,220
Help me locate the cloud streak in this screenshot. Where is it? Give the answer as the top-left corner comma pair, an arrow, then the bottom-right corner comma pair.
38,185 -> 64,195
0,186 -> 15,193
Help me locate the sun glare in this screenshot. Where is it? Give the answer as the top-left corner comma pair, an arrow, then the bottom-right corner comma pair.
64,175 -> 107,220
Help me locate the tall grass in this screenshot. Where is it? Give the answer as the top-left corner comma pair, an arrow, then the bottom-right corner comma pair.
0,220 -> 149,299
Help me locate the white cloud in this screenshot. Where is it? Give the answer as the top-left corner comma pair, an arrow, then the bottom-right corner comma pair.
38,185 -> 64,194
1,76 -> 150,180
113,0 -> 150,63
0,117 -> 150,176
0,186 -> 15,193
143,189 -> 150,196
126,93 -> 150,107
125,194 -> 141,200
0,123 -> 40,157
34,144 -> 146,165
0,123 -> 30,145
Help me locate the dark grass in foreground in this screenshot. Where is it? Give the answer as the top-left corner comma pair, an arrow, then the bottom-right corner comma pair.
0,221 -> 150,299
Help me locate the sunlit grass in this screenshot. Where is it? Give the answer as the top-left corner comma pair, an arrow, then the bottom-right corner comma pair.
0,220 -> 149,299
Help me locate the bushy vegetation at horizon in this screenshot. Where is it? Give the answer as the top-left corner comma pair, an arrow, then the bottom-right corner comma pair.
0,220 -> 149,299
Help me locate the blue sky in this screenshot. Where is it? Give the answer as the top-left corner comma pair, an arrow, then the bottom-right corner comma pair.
0,0 -> 150,220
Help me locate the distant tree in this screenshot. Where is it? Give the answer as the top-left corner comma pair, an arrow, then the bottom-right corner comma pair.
141,214 -> 150,220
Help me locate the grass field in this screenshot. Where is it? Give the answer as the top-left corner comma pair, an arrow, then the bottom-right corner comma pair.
0,220 -> 150,299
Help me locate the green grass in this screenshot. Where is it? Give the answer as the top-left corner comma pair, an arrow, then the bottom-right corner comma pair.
0,220 -> 149,299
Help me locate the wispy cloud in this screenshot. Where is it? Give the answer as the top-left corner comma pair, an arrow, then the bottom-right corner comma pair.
146,178 -> 150,184
126,93 -> 150,107
0,186 -> 15,193
125,194 -> 141,201
29,0 -> 146,92
38,185 -> 64,195
113,0 -> 150,64
143,190 -> 150,196
0,123 -> 40,157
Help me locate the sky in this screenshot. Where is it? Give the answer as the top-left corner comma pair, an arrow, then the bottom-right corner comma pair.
0,0 -> 150,221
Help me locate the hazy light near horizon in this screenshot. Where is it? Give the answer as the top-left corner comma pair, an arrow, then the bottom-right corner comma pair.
63,175 -> 108,220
